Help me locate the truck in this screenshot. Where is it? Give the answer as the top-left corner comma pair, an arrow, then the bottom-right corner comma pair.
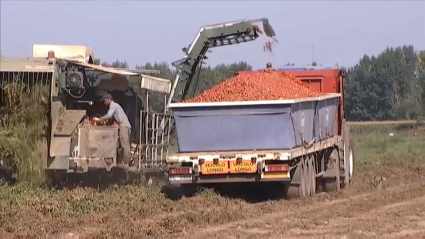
0,45 -> 173,181
165,19 -> 354,198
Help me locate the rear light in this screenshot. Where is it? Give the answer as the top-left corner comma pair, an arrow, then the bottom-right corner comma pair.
265,164 -> 288,172
169,167 -> 192,175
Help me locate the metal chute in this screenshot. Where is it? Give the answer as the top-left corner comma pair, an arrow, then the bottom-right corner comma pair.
168,18 -> 276,106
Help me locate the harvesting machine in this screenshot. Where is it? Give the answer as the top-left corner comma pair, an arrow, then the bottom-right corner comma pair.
0,44 -> 173,180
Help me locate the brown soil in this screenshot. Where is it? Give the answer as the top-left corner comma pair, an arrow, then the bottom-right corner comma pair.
195,174 -> 425,239
1,170 -> 424,239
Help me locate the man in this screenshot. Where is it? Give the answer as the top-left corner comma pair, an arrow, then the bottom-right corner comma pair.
95,93 -> 132,166
266,62 -> 272,69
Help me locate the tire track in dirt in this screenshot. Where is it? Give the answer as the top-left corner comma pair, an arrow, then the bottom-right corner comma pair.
368,195 -> 425,213
194,180 -> 425,238
274,194 -> 425,238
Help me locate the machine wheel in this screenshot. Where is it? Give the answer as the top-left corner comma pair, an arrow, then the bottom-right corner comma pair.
47,170 -> 68,187
286,157 -> 307,199
323,148 -> 341,192
308,154 -> 317,196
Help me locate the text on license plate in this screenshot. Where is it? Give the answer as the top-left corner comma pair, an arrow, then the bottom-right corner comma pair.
229,160 -> 257,174
201,161 -> 228,175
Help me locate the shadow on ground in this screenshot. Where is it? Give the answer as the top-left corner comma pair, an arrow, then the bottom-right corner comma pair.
42,167 -> 289,202
161,182 -> 287,203
47,169 -> 288,202
47,168 -> 167,191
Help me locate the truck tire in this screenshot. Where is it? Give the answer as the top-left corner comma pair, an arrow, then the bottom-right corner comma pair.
180,184 -> 198,197
286,156 -> 307,199
341,119 -> 354,189
323,148 -> 341,192
308,154 -> 317,196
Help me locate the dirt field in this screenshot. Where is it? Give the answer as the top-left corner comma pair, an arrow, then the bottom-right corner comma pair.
0,125 -> 424,238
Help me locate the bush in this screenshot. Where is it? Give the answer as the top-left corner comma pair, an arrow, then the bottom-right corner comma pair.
0,78 -> 50,186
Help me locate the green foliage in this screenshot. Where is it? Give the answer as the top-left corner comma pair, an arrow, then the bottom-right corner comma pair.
345,45 -> 423,121
348,121 -> 417,135
101,60 -> 129,68
351,126 -> 425,176
0,78 -> 49,186
417,50 -> 425,115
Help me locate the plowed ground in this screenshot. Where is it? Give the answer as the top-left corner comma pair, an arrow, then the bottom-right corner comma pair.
0,128 -> 424,239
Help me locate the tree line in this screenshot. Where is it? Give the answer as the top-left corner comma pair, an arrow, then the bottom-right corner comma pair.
100,45 -> 425,121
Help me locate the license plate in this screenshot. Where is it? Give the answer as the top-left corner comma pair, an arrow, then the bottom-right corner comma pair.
229,160 -> 257,174
262,172 -> 289,179
169,175 -> 193,181
201,161 -> 228,175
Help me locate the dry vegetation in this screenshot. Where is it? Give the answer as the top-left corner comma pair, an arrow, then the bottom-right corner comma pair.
0,79 -> 49,186
1,82 -> 425,238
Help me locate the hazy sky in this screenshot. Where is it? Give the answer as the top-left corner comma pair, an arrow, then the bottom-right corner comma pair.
1,1 -> 424,69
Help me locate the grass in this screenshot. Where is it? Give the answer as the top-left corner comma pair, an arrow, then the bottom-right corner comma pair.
350,121 -> 425,188
0,79 -> 49,186
348,120 -> 420,135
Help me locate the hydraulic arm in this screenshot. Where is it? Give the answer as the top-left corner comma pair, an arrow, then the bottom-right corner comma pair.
167,18 -> 276,106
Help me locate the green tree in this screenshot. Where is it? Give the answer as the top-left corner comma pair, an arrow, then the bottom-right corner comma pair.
101,60 -> 129,68
418,50 -> 425,115
136,62 -> 177,81
189,61 -> 252,97
345,45 -> 421,121
132,61 -> 252,112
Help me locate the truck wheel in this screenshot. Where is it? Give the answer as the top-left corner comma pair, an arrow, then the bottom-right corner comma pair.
341,119 -> 354,189
323,148 -> 341,192
315,152 -> 325,193
304,157 -> 311,196
286,157 -> 307,199
340,145 -> 353,189
308,154 -> 316,196
348,146 -> 354,182
180,184 -> 198,197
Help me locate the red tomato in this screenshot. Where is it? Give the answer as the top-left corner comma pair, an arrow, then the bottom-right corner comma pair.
185,70 -> 325,103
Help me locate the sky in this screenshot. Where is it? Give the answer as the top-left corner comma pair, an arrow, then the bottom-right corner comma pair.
1,1 -> 424,70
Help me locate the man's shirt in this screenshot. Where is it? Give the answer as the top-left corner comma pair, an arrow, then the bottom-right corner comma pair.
100,101 -> 131,128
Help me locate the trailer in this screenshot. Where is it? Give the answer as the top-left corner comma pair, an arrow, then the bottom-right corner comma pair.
161,19 -> 353,198
166,65 -> 354,198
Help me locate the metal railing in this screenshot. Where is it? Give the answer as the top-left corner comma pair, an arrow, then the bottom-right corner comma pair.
132,91 -> 174,171
0,71 -> 53,104
135,111 -> 173,170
